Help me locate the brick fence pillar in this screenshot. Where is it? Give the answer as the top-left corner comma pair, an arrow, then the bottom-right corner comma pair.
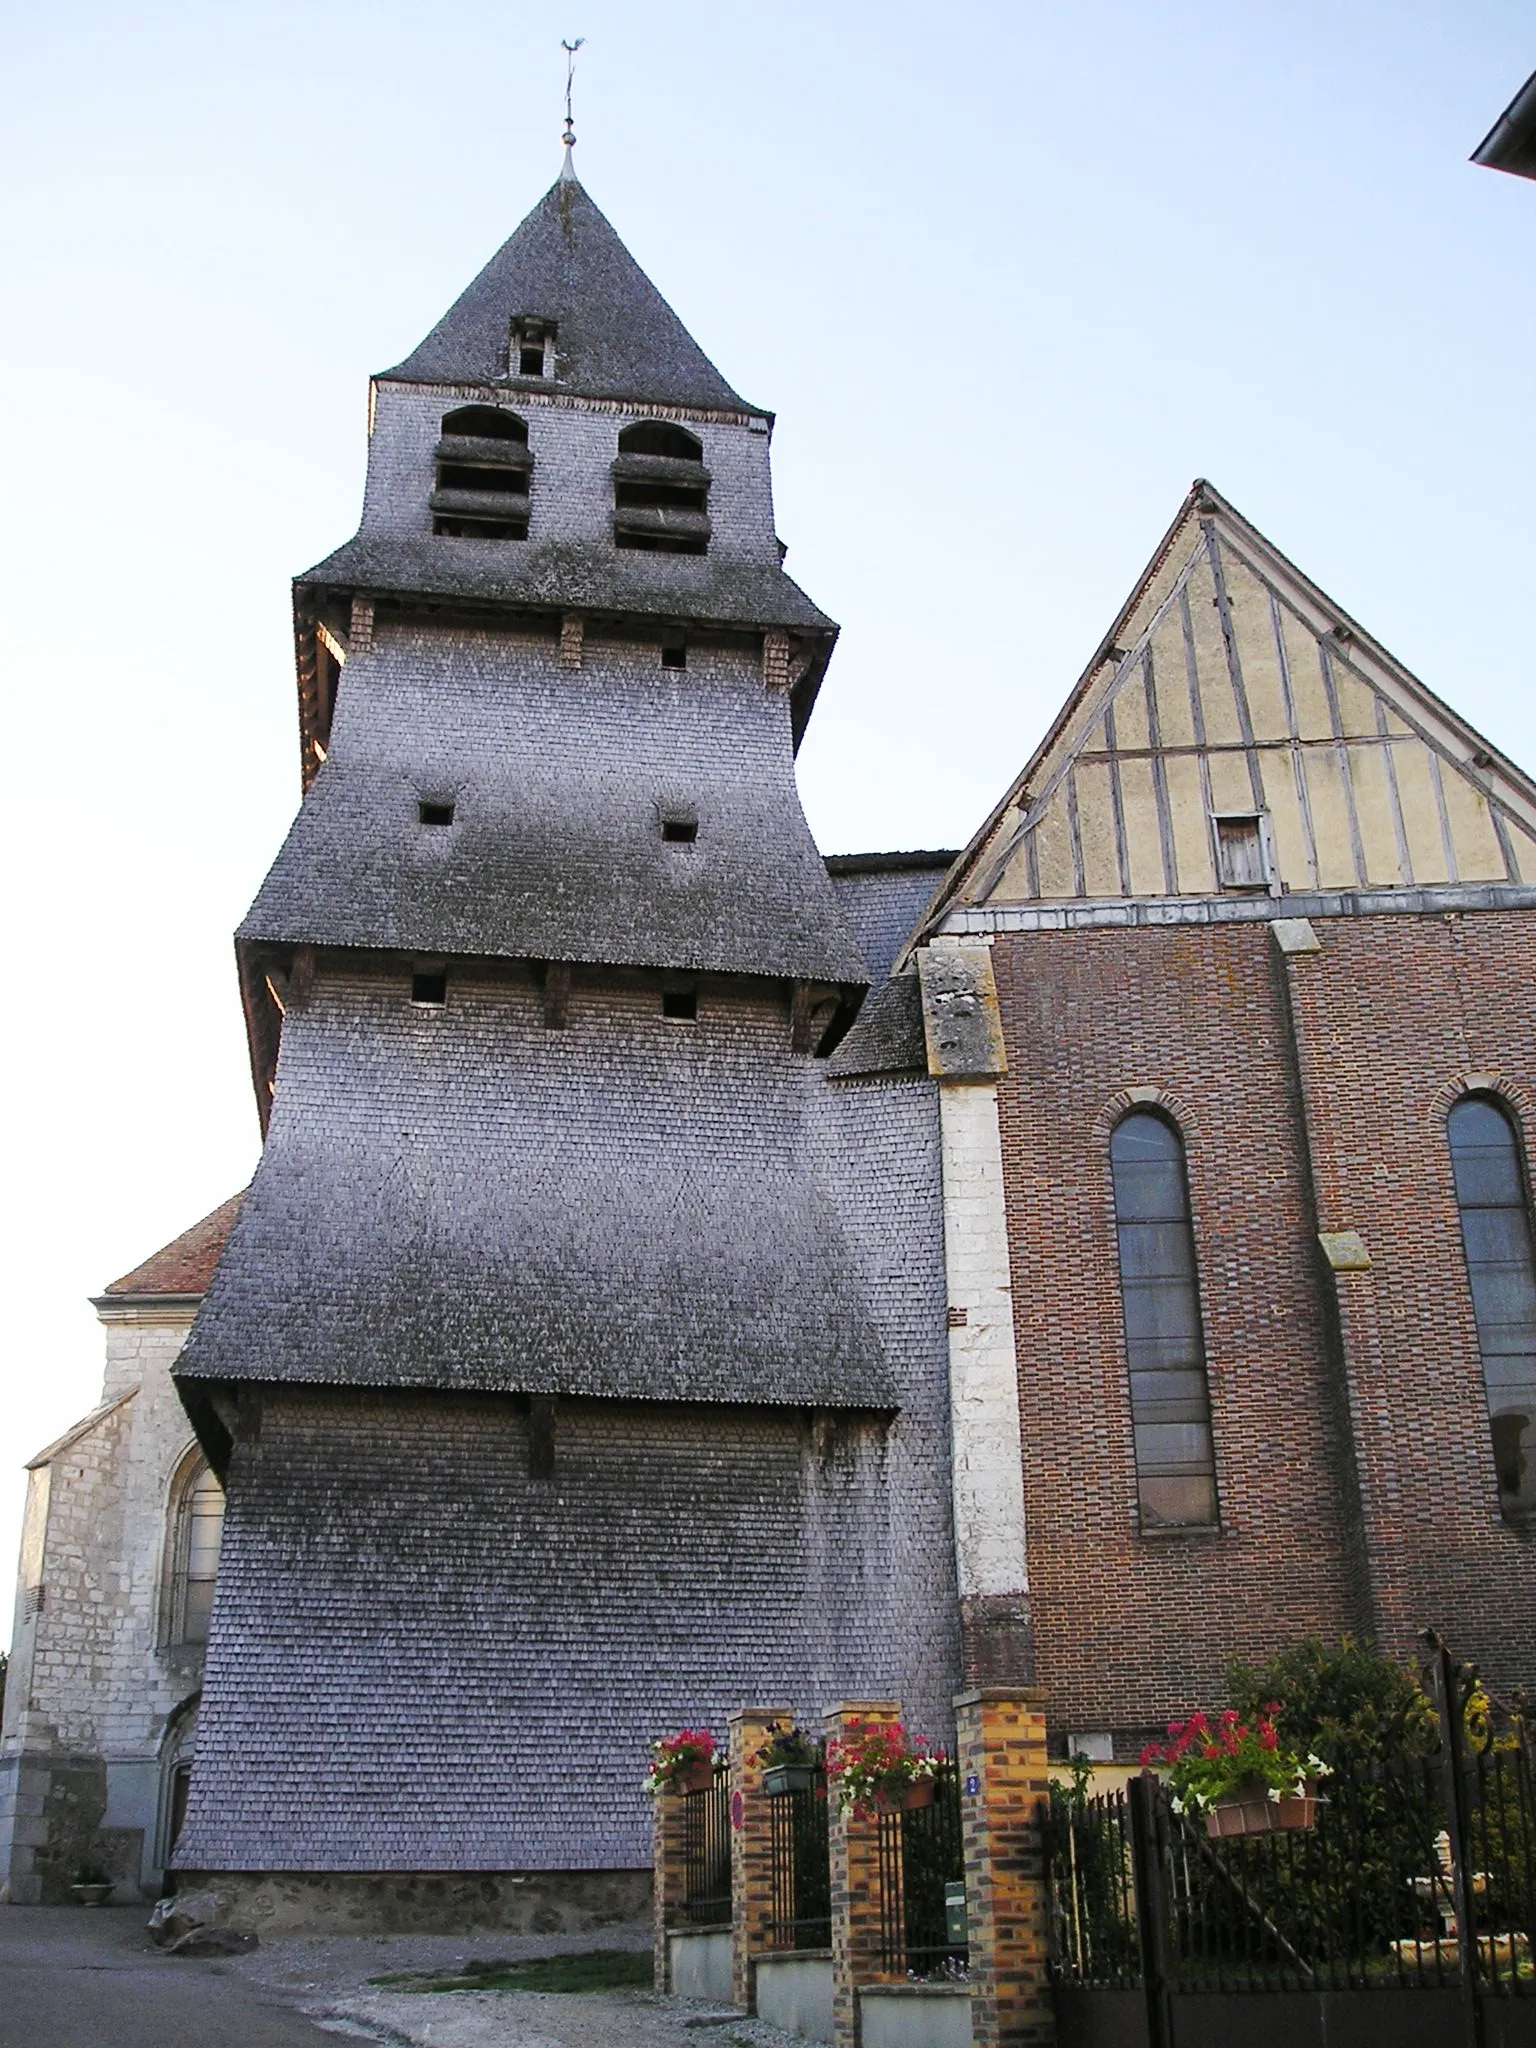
730,1706 -> 791,2012
652,1776 -> 692,1992
827,1700 -> 905,2048
956,1686 -> 1055,2048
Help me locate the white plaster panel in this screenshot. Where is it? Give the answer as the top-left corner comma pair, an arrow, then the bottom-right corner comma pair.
937,1080 -> 1029,1600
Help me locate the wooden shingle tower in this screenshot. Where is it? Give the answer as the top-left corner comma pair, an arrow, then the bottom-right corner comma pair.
171,155 -> 960,1912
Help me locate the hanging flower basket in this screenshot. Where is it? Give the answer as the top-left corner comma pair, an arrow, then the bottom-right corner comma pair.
825,1717 -> 947,1819
1141,1706 -> 1331,1838
644,1728 -> 718,1797
876,1778 -> 937,1814
763,1764 -> 817,1797
755,1724 -> 824,1797
1206,1775 -> 1321,1838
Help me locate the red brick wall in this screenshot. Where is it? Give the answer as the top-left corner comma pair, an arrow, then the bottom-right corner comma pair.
990,910 -> 1536,1741
1284,910 -> 1536,1691
991,921 -> 1359,1739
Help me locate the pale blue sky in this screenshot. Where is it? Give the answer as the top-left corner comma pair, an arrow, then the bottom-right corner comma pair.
1,1 -> 1531,1563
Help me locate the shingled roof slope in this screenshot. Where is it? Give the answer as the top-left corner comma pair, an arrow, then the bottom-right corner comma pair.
826,853 -> 956,985
382,171 -> 756,413
102,1193 -> 245,1299
176,981 -> 896,1410
297,538 -> 833,636
826,973 -> 928,1079
241,630 -> 870,985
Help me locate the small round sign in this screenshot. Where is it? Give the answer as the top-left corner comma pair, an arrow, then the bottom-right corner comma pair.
730,1790 -> 745,1831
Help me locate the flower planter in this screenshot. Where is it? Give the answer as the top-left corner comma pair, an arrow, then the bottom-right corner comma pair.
70,1883 -> 114,1907
675,1760 -> 716,1795
877,1778 -> 936,1813
1205,1777 -> 1320,1839
763,1764 -> 816,1797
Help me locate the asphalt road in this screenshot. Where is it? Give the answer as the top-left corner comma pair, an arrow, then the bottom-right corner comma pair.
0,1906 -> 342,2048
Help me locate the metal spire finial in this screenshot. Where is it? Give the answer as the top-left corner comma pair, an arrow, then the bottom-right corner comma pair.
560,37 -> 584,174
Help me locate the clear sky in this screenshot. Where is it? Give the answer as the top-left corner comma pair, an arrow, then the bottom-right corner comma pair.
1,0 -> 1532,1569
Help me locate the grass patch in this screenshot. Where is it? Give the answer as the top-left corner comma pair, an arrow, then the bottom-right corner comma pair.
368,1948 -> 653,1995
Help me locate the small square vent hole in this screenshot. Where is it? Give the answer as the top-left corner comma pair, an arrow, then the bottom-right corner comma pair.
661,818 -> 698,844
411,970 -> 448,1007
662,990 -> 697,1021
661,644 -> 687,670
419,800 -> 455,827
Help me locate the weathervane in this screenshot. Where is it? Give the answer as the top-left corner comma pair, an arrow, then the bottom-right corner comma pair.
562,37 -> 584,154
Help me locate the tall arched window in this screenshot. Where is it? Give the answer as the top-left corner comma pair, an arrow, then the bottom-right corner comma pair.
1109,1111 -> 1218,1528
164,1450 -> 225,1647
1447,1096 -> 1536,1518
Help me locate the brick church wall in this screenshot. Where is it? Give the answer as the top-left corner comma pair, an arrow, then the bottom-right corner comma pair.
1283,908 -> 1536,1690
990,921 -> 1359,1741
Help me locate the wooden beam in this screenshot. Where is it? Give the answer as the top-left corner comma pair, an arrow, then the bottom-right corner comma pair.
544,961 -> 571,1030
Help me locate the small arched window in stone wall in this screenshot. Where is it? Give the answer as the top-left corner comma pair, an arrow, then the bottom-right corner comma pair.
1448,1095 -> 1536,1520
431,405 -> 532,539
612,420 -> 710,556
1109,1111 -> 1219,1529
164,1452 -> 226,1646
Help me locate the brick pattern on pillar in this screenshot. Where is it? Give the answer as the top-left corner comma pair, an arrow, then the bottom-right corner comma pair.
762,628 -> 791,694
956,1686 -> 1055,2048
730,1706 -> 791,2012
826,1700 -> 905,2048
348,596 -> 374,655
651,1782 -> 692,1992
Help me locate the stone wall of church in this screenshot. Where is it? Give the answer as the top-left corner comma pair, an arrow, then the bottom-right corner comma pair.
0,1307 -> 211,1900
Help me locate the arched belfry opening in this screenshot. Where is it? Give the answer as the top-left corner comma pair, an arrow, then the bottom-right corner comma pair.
612,420 -> 710,555
431,406 -> 533,539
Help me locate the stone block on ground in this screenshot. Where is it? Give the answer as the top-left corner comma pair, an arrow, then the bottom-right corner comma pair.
147,1887 -> 233,1946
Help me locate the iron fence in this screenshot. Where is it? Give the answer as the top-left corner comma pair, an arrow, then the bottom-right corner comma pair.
1047,1721 -> 1535,2002
680,1760 -> 732,1928
1044,1785 -> 1141,1988
877,1767 -> 968,1977
765,1768 -> 832,1950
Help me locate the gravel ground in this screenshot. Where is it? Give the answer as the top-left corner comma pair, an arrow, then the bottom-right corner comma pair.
230,1922 -> 806,2048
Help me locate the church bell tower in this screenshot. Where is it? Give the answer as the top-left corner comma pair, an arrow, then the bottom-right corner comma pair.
169,151 -> 960,1902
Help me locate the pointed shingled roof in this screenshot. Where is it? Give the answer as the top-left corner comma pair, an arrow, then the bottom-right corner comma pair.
101,1192 -> 245,1299
915,480 -> 1536,938
381,172 -> 756,414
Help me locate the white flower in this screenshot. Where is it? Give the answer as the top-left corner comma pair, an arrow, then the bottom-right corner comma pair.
1267,1786 -> 1282,1802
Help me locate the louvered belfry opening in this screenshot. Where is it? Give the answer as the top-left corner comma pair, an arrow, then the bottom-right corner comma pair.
612,420 -> 710,555
431,405 -> 533,539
